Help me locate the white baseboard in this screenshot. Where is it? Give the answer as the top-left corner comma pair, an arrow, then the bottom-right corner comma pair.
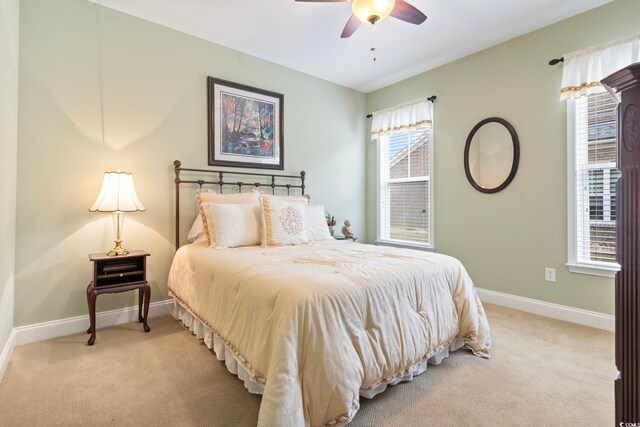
13,299 -> 175,347
0,299 -> 174,383
476,288 -> 614,331
0,329 -> 16,383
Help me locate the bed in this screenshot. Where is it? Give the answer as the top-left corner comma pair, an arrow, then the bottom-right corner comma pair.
167,161 -> 491,427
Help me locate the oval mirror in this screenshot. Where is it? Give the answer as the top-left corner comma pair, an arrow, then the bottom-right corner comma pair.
464,117 -> 519,193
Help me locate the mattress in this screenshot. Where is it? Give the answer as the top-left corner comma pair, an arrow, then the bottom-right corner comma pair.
167,240 -> 491,426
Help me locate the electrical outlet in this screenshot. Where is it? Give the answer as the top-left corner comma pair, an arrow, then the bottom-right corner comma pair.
545,267 -> 556,283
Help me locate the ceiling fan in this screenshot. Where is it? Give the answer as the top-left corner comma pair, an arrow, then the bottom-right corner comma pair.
295,0 -> 427,38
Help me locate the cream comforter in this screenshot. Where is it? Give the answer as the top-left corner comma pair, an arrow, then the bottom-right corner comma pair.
167,240 -> 491,427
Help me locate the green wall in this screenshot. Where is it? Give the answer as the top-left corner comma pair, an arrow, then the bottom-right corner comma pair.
13,0 -> 637,328
366,0 -> 640,315
0,0 -> 18,353
15,0 -> 366,326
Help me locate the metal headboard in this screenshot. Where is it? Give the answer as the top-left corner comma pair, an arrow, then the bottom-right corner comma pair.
173,160 -> 306,250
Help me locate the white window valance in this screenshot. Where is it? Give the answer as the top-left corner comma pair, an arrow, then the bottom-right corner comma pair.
371,98 -> 432,138
560,34 -> 640,101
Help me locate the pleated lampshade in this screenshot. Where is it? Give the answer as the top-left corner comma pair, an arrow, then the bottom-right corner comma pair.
90,171 -> 145,213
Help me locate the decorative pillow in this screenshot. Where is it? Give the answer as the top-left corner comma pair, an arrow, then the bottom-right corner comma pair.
200,203 -> 262,249
187,215 -> 206,243
196,189 -> 260,246
305,205 -> 333,241
260,195 -> 309,247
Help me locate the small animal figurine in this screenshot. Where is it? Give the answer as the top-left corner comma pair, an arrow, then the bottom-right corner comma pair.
341,220 -> 357,241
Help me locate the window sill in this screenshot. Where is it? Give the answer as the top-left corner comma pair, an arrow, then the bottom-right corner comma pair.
566,262 -> 619,278
375,240 -> 434,252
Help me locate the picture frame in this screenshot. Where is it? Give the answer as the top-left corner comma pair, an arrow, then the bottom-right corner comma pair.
208,77 -> 284,170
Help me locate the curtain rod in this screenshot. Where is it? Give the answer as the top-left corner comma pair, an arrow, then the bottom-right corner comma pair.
549,57 -> 564,66
365,95 -> 437,119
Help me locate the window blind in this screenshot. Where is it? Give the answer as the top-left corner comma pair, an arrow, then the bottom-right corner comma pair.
378,128 -> 431,245
574,93 -> 619,265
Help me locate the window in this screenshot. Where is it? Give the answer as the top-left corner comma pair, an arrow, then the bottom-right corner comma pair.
377,128 -> 433,248
568,92 -> 620,277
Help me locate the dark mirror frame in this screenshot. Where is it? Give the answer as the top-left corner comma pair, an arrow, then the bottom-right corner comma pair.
463,117 -> 520,194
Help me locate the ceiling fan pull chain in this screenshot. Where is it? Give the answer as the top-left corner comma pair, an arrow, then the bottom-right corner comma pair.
371,24 -> 377,62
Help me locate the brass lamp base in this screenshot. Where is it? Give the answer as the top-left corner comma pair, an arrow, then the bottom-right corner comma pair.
107,211 -> 129,256
107,240 -> 129,256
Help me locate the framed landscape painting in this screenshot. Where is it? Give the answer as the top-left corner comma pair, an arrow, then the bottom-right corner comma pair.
208,77 -> 284,170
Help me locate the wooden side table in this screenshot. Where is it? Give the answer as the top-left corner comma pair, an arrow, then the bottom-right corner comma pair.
87,250 -> 151,346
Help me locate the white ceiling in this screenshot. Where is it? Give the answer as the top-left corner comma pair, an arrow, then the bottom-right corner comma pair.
89,0 -> 611,93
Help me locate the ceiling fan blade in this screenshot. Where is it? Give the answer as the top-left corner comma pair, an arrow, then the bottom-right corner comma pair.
390,0 -> 427,25
341,14 -> 362,38
294,0 -> 347,2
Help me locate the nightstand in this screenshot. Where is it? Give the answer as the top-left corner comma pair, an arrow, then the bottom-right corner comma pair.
333,235 -> 354,241
86,250 -> 151,346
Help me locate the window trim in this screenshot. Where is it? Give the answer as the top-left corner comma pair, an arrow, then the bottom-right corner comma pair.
375,125 -> 435,250
566,98 -> 620,278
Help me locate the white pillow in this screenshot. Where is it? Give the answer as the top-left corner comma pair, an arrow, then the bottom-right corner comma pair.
196,189 -> 261,246
305,205 -> 333,241
260,195 -> 308,247
200,203 -> 262,249
187,215 -> 206,243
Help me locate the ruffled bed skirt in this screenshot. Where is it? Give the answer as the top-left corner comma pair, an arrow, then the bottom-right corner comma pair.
172,299 -> 465,400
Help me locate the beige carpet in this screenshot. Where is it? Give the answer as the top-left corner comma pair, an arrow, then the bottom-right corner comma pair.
0,304 -> 614,426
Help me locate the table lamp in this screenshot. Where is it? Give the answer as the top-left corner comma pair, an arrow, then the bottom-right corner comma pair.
90,170 -> 145,256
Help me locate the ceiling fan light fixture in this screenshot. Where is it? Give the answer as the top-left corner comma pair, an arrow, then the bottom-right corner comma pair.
351,0 -> 395,24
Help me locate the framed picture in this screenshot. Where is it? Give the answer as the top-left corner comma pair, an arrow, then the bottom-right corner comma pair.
208,77 -> 284,170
